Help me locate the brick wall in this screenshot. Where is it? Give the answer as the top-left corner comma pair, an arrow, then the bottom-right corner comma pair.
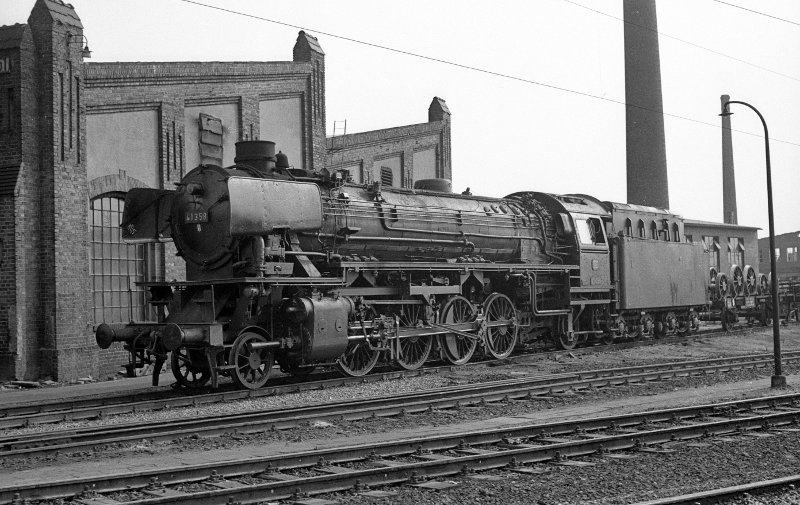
325,97 -> 452,186
4,1 -> 452,382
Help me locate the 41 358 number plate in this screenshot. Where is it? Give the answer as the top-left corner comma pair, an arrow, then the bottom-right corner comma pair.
185,211 -> 208,223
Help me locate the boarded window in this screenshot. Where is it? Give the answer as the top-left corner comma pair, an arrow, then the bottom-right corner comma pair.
727,237 -> 744,268
380,166 -> 394,186
90,194 -> 163,325
199,113 -> 223,166
703,236 -> 720,270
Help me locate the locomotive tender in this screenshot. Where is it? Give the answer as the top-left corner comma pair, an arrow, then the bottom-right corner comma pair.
97,140 -> 729,390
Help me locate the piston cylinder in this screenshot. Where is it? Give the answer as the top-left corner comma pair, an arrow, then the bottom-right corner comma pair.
282,296 -> 354,362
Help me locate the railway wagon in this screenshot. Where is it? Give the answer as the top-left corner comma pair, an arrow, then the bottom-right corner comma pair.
96,141 -> 725,390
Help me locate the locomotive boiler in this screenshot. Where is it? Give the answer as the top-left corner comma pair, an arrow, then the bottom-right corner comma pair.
97,141 -> 578,389
97,140 -> 740,390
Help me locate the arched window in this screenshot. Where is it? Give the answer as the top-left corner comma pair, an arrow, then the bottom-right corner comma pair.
663,221 -> 670,241
637,219 -> 646,239
90,194 -> 162,325
624,218 -> 633,237
650,221 -> 658,240
672,223 -> 680,243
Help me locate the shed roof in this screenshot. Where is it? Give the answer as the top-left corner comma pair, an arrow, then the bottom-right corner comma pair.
39,0 -> 83,28
684,218 -> 760,231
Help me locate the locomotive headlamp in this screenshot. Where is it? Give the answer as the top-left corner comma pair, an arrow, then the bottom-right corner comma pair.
186,183 -> 205,196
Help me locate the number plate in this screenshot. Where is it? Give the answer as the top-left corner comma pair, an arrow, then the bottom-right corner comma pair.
185,211 -> 208,223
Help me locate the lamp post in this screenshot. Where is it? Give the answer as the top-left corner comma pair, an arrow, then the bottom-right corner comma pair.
720,99 -> 785,388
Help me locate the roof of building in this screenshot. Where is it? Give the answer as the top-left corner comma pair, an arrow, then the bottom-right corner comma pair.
757,230 -> 800,242
684,218 -> 760,231
39,0 -> 83,28
297,30 -> 324,55
0,24 -> 27,50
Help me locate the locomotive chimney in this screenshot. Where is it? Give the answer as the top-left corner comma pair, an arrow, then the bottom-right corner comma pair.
235,140 -> 276,176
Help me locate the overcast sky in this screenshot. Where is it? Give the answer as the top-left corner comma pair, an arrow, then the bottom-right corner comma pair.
4,0 -> 799,236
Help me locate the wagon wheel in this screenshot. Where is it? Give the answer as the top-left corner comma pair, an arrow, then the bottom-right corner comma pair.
688,310 -> 700,334
229,331 -> 273,390
171,347 -> 211,389
483,293 -> 519,359
708,267 -> 719,300
639,314 -> 655,338
729,265 -> 744,297
395,303 -> 433,370
664,312 -> 678,336
337,340 -> 380,377
438,295 -> 478,365
716,273 -> 729,301
743,265 -> 757,296
757,273 -> 769,296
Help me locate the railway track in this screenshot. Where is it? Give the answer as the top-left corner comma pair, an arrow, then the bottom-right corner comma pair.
4,390 -> 800,504
1,350 -> 797,462
0,324 -> 752,426
632,475 -> 800,504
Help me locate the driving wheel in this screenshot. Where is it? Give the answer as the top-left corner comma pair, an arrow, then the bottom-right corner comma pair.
438,295 -> 478,365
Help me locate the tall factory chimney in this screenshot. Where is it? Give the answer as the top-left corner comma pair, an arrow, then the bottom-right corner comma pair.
624,0 -> 669,209
720,94 -> 738,224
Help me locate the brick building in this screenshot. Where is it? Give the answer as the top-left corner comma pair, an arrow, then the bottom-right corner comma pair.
758,232 -> 800,282
0,0 -> 451,381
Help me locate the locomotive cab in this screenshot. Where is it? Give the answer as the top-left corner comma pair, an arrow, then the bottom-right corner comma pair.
531,193 -> 613,293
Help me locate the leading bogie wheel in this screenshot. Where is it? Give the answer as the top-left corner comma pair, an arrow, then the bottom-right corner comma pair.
229,331 -> 273,390
483,293 -> 519,359
171,346 -> 211,388
337,341 -> 380,377
438,295 -> 478,365
395,303 -> 433,370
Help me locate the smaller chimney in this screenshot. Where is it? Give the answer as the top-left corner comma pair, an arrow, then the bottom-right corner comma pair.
235,140 -> 276,176
720,94 -> 737,224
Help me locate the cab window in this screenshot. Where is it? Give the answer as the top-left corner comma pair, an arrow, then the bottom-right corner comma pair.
576,217 -> 606,246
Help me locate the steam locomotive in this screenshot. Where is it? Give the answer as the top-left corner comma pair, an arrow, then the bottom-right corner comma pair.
96,141 -> 754,390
